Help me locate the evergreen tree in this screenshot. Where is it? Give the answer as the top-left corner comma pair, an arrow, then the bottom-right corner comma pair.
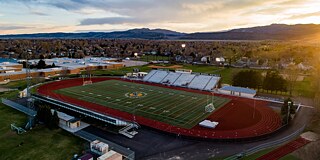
232,70 -> 262,89
263,71 -> 287,93
37,59 -> 46,69
52,110 -> 60,129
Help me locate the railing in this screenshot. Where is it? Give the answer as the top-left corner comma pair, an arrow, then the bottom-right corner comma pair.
2,98 -> 37,117
224,124 -> 306,160
32,94 -> 140,128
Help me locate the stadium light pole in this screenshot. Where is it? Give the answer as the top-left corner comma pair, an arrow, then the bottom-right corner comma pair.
253,98 -> 256,119
26,49 -> 34,129
181,44 -> 186,64
287,101 -> 292,124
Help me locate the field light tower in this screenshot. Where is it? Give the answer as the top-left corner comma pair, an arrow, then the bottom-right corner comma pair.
181,44 -> 186,64
25,49 -> 35,129
287,101 -> 292,124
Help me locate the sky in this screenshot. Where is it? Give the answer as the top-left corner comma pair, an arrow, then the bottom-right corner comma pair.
0,0 -> 320,34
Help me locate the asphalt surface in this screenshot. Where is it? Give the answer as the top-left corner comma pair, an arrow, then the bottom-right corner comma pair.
82,105 -> 314,160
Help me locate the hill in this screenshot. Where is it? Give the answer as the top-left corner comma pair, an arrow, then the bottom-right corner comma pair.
182,24 -> 320,40
1,24 -> 320,40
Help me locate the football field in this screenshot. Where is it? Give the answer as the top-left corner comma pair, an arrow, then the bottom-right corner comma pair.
54,80 -> 230,129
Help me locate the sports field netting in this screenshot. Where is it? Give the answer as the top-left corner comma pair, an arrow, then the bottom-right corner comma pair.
54,80 -> 231,129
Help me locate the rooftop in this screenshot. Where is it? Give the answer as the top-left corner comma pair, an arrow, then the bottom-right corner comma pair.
220,86 -> 256,94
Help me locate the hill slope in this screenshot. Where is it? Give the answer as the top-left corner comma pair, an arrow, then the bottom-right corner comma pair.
1,24 -> 320,40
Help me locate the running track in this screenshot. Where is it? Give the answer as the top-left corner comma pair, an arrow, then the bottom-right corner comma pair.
37,78 -> 282,139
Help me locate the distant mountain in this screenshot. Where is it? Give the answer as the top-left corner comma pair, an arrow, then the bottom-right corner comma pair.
182,24 -> 320,40
1,24 -> 320,40
0,28 -> 186,39
103,28 -> 185,39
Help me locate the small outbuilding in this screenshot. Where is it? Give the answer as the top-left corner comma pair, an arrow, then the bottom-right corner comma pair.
219,86 -> 256,98
56,111 -> 81,129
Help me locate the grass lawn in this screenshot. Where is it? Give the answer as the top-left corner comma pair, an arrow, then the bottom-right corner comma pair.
1,80 -> 27,90
237,148 -> 300,160
180,64 -> 242,84
280,154 -> 300,160
0,90 -> 85,160
294,77 -> 315,98
54,80 -> 230,129
90,65 -> 152,76
138,55 -> 171,62
239,148 -> 275,160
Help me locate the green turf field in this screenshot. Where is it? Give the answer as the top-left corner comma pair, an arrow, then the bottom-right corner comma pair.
55,80 -> 230,129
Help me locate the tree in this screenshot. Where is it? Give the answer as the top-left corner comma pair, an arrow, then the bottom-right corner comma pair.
22,61 -> 27,68
51,63 -> 56,68
36,105 -> 51,124
285,64 -> 299,96
37,59 -> 46,69
232,70 -> 262,89
51,110 -> 60,129
39,54 -> 45,59
263,71 -> 287,93
36,105 -> 60,129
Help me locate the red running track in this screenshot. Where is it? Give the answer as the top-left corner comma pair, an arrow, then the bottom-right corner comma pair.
37,78 -> 282,139
257,137 -> 310,160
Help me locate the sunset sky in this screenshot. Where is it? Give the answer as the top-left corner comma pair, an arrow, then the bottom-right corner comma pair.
0,0 -> 320,34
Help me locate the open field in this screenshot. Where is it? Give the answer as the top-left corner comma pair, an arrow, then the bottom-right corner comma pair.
0,91 -> 84,160
55,80 -> 230,129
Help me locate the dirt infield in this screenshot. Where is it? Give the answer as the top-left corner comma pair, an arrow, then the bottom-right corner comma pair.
37,78 -> 282,139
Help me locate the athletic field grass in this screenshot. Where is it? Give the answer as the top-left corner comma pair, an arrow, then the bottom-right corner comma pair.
55,80 -> 231,129
0,91 -> 84,160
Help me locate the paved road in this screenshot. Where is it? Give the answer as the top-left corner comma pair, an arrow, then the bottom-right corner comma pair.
83,106 -> 314,160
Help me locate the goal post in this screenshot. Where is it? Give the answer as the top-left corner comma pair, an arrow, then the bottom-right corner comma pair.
82,65 -> 93,86
205,103 -> 215,113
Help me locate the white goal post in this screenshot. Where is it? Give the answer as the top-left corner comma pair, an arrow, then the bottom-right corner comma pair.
83,80 -> 92,86
205,103 -> 215,113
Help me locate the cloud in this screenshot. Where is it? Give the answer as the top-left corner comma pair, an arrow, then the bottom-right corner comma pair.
0,25 -> 31,30
30,11 -> 49,16
80,17 -> 138,25
288,11 -> 320,20
1,0 -> 320,33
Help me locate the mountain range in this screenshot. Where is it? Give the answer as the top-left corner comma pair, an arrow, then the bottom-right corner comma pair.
1,24 -> 320,40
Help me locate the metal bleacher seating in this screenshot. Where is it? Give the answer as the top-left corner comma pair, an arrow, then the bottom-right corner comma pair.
143,70 -> 221,91
147,70 -> 169,83
173,73 -> 196,87
160,72 -> 181,85
143,70 -> 157,81
204,76 -> 220,91
188,75 -> 212,90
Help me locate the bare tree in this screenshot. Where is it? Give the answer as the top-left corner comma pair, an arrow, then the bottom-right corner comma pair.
285,64 -> 300,96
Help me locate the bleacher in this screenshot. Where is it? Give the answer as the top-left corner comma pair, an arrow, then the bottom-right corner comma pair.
173,73 -> 196,87
142,70 -> 157,81
143,70 -> 221,91
147,70 -> 169,83
188,75 -> 212,90
204,76 -> 220,91
161,72 -> 181,85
